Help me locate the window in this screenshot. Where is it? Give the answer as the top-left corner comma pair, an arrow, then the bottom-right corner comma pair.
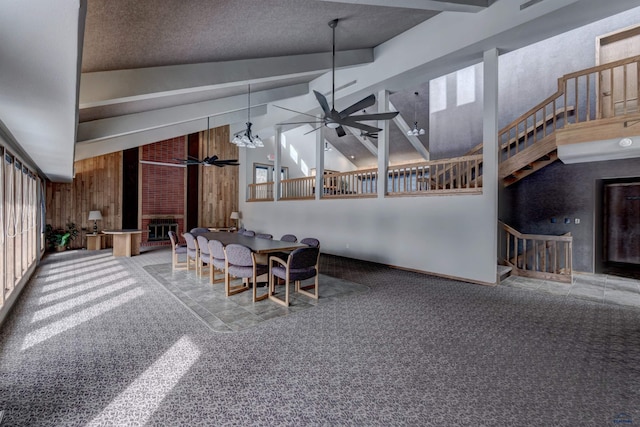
430,75 -> 447,113
253,163 -> 288,184
456,65 -> 476,106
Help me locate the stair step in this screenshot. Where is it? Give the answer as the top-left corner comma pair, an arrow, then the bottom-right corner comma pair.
497,265 -> 513,283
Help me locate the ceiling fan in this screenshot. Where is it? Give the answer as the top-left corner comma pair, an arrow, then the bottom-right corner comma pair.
277,19 -> 398,137
173,155 -> 239,167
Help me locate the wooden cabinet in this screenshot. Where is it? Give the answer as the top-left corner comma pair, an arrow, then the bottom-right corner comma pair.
86,234 -> 103,251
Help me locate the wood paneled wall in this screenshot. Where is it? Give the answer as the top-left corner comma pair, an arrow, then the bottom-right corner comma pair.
199,125 -> 239,227
45,153 -> 122,249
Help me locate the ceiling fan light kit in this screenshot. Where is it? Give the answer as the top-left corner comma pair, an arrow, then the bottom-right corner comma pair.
276,18 -> 398,138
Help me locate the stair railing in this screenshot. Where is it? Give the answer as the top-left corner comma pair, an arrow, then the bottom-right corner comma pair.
498,221 -> 573,283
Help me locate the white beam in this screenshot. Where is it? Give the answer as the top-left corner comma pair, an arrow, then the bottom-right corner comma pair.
80,50 -> 373,108
312,0 -> 488,12
389,102 -> 430,161
377,90 -> 390,198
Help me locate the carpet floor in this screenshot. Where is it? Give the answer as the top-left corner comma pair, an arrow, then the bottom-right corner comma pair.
0,248 -> 639,426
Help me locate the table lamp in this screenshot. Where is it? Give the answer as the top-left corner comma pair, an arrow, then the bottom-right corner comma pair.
230,211 -> 239,229
88,210 -> 103,234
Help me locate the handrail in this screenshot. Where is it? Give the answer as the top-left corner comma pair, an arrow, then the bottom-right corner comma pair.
498,221 -> 572,283
388,154 -> 483,195
281,176 -> 315,200
498,54 -> 640,163
321,168 -> 378,198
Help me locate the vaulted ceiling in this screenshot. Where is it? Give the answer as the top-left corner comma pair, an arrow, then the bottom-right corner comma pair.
1,0 -> 639,181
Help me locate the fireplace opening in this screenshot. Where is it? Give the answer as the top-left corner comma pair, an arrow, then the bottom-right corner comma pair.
148,218 -> 178,242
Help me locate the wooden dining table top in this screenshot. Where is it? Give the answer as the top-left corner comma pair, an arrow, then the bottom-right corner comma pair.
198,231 -> 307,254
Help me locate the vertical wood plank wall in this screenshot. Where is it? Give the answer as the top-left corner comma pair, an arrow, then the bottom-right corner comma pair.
199,126 -> 238,227
45,152 -> 123,249
45,125 -> 238,250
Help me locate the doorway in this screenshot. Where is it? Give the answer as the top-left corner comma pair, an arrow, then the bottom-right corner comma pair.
598,177 -> 640,279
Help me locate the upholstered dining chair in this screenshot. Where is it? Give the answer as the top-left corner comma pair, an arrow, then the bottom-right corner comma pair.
196,235 -> 212,277
168,230 -> 187,270
182,232 -> 199,271
280,234 -> 297,243
243,230 -> 256,237
268,246 -> 320,307
256,233 -> 273,239
300,237 -> 320,248
190,227 -> 209,235
224,244 -> 269,302
237,227 -> 246,234
207,239 -> 226,284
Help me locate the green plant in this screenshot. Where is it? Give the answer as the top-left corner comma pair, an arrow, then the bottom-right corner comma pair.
46,222 -> 79,250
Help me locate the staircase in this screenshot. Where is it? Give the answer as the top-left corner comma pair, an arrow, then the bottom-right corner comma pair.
469,54 -> 640,186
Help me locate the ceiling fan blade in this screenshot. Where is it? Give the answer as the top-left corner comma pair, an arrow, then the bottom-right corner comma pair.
277,120 -> 324,125
273,104 -> 319,119
313,90 -> 331,115
303,124 -> 324,135
350,112 -> 399,121
338,94 -> 376,118
342,120 -> 381,133
335,126 -> 346,137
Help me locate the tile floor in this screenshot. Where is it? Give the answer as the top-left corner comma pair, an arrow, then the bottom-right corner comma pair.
501,272 -> 640,309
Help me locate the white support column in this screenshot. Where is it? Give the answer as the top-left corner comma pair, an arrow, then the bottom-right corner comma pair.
483,48 -> 499,283
274,125 -> 282,201
377,90 -> 390,198
315,118 -> 325,201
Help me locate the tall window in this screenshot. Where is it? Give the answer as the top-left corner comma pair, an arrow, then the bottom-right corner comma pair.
430,75 -> 447,113
456,65 -> 476,106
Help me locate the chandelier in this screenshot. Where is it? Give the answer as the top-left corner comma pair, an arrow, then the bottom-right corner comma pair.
231,84 -> 264,148
407,91 -> 426,136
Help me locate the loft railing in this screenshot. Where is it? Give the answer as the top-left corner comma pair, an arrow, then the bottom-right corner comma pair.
498,221 -> 573,283
247,182 -> 273,202
281,176 -> 315,200
321,168 -> 378,199
387,155 -> 483,196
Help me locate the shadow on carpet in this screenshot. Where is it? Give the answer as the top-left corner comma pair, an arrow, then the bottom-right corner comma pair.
143,264 -> 369,332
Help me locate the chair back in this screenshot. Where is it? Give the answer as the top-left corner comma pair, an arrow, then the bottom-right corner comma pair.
168,230 -> 179,248
190,227 -> 209,235
289,247 -> 320,270
225,244 -> 254,267
243,230 -> 256,237
256,233 -> 273,240
280,234 -> 297,242
197,235 -> 210,257
208,239 -> 225,261
237,227 -> 246,234
183,232 -> 198,259
300,237 -> 320,248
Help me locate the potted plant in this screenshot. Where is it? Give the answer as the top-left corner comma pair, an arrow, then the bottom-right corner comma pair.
46,222 -> 79,251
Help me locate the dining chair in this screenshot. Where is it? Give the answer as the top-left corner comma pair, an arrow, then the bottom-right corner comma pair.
196,235 -> 211,277
268,246 -> 320,306
182,232 -> 199,271
224,244 -> 269,302
243,230 -> 256,237
168,230 -> 187,270
190,227 -> 209,235
256,233 -> 273,239
280,234 -> 297,242
207,239 -> 226,284
300,237 -> 320,248
237,227 -> 246,234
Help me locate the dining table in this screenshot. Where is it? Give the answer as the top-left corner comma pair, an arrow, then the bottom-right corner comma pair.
198,231 -> 307,254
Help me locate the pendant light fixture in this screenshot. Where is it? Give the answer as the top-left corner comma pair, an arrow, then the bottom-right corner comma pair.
407,91 -> 426,136
231,84 -> 264,148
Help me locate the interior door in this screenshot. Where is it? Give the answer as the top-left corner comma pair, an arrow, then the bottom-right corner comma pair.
597,25 -> 640,118
604,182 -> 640,265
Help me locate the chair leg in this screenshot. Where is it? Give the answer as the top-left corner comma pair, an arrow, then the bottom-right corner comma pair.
297,275 -> 319,300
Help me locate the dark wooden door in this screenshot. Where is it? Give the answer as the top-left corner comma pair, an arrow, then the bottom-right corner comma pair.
604,182 -> 640,265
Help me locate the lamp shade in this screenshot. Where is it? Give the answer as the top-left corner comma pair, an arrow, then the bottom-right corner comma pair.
230,211 -> 239,220
88,210 -> 103,221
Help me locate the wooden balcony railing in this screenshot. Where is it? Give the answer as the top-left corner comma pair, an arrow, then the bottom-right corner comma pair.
247,182 -> 274,202
387,155 -> 483,196
280,176 -> 315,200
499,221 -> 572,283
499,54 -> 640,163
321,168 -> 378,199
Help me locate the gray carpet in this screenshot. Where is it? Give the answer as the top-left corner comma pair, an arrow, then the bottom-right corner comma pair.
0,248 -> 640,426
144,263 -> 369,332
